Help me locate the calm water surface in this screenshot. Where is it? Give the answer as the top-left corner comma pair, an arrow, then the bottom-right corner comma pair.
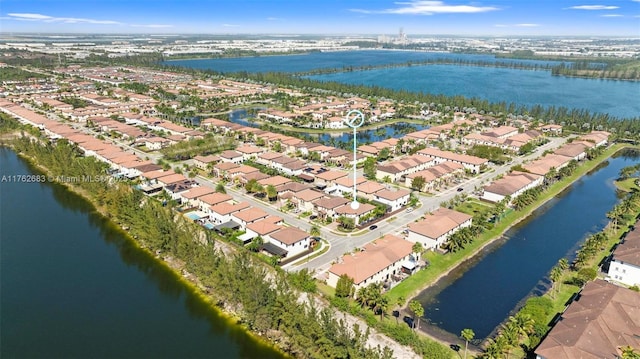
415,151 -> 640,341
167,50 -> 640,119
0,148 -> 286,359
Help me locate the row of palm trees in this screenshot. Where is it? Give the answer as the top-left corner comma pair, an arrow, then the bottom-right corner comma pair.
480,312 -> 536,359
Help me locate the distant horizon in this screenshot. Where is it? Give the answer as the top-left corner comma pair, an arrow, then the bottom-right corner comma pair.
1,0 -> 638,37
1,31 -> 639,39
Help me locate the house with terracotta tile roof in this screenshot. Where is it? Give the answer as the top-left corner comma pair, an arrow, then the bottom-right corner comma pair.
608,223 -> 640,287
407,208 -> 472,250
197,192 -> 234,213
235,144 -> 265,161
265,226 -> 311,259
258,175 -> 292,188
312,196 -> 350,220
219,150 -> 244,164
523,154 -> 573,176
553,142 -> 589,161
231,207 -> 270,230
417,148 -> 487,174
193,155 -> 220,170
539,124 -> 563,136
245,218 -> 282,239
535,280 -> 640,359
213,162 -> 240,179
179,186 -> 215,207
333,176 -> 368,196
327,234 -> 414,292
357,180 -> 386,200
335,203 -> 376,226
373,189 -> 411,212
482,171 -> 544,203
209,201 -> 251,225
405,161 -> 464,192
578,131 -> 610,148
292,188 -> 327,212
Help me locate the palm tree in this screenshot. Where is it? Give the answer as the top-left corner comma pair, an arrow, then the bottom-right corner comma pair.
411,242 -> 423,261
215,182 -> 226,194
621,345 -> 640,359
376,295 -> 389,321
550,265 -> 563,298
408,300 -> 424,330
509,312 -> 535,342
460,328 -> 475,359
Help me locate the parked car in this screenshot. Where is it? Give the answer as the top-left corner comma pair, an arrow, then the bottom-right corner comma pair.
457,187 -> 464,192
406,207 -> 413,213
369,225 -> 378,230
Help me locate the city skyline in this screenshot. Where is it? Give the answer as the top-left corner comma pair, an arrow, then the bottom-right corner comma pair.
0,0 -> 639,36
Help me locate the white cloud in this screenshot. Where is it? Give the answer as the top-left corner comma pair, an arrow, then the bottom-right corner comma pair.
131,24 -> 174,28
350,1 -> 499,15
601,14 -> 624,17
567,5 -> 619,10
495,23 -> 540,28
222,24 -> 241,27
7,12 -> 121,24
267,17 -> 283,21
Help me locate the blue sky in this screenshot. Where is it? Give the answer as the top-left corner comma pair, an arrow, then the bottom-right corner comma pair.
0,0 -> 638,36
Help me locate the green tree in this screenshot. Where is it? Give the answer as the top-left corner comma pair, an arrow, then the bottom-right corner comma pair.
337,215 -> 355,230
411,242 -> 423,261
461,328 -> 475,359
621,345 -> 640,359
247,236 -> 263,252
408,300 -> 424,331
215,182 -> 226,194
309,225 -> 321,238
363,157 -> 377,179
266,184 -> 277,201
411,176 -> 426,192
335,274 -> 354,298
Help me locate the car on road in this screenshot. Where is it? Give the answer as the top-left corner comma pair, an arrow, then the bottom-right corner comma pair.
369,225 -> 378,230
457,187 -> 464,192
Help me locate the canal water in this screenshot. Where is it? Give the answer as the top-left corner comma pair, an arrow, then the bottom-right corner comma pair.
414,150 -> 640,341
0,148 -> 286,359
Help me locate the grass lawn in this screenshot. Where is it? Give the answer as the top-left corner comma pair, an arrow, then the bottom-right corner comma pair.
456,199 -> 494,217
614,177 -> 639,192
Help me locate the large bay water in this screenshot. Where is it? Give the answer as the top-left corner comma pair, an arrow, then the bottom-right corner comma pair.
414,151 -> 640,341
0,148 -> 286,359
167,50 -> 640,119
165,50 -> 561,74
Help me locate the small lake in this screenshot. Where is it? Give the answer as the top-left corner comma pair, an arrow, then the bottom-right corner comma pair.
228,108 -> 430,146
0,148 -> 286,359
414,150 -> 640,341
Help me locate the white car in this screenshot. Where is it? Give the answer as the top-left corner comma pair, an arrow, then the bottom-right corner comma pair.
406,207 -> 413,213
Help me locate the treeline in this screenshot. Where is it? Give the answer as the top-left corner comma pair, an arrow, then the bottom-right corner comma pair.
297,58 -> 555,77
160,135 -> 236,161
551,61 -> 640,80
0,66 -> 49,82
224,70 -> 640,133
9,133 -> 399,359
